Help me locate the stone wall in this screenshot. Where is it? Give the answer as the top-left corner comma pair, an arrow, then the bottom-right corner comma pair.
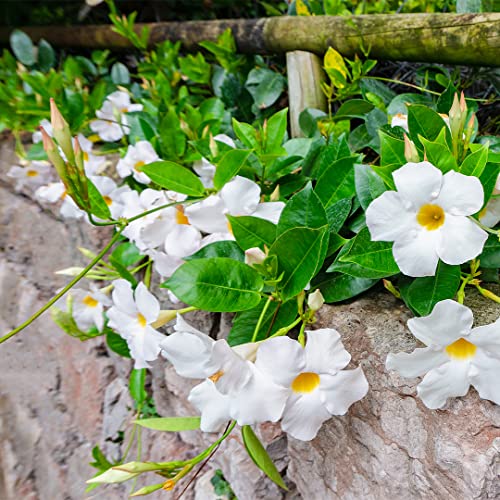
0,139 -> 499,500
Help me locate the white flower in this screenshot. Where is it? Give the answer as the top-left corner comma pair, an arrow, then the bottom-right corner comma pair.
161,316 -> 288,432
107,280 -> 165,369
70,287 -> 111,332
307,289 -> 324,311
35,181 -> 86,220
77,134 -> 108,176
366,161 -> 487,277
7,161 -> 52,190
390,113 -> 409,132
386,299 -> 500,409
255,330 -> 369,441
90,91 -> 143,142
186,175 -> 285,236
116,140 -> 159,184
479,174 -> 500,227
193,134 -> 236,188
90,175 -> 131,220
32,118 -> 52,143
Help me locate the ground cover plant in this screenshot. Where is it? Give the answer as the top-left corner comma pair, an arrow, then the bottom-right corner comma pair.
1,0 -> 499,496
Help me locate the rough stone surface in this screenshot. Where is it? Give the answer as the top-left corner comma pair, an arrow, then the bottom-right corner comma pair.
1,139 -> 499,499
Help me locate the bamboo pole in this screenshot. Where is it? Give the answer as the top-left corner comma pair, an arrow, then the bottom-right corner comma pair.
1,14 -> 499,66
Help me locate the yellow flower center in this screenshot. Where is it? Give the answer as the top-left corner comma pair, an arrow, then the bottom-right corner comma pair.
175,206 -> 190,225
26,169 -> 39,177
478,206 -> 488,220
208,370 -> 224,383
83,151 -> 89,162
103,195 -> 113,206
291,372 -> 320,393
121,107 -> 129,113
227,221 -> 233,235
417,204 -> 445,231
137,313 -> 147,328
445,338 -> 477,360
134,160 -> 146,171
82,295 -> 98,308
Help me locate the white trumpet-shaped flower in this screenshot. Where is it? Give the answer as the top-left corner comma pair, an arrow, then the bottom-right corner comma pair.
116,140 -> 159,184
185,175 -> 285,237
90,175 -> 131,220
160,316 -> 288,432
255,329 -> 369,441
107,280 -> 164,369
193,134 -> 235,188
386,299 -> 500,409
8,161 -> 52,190
90,91 -> 143,142
366,162 -> 487,277
35,181 -> 86,220
70,287 -> 111,332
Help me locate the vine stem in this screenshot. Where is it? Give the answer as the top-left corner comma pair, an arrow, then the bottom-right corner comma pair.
468,216 -> 499,236
251,296 -> 273,343
0,227 -> 125,345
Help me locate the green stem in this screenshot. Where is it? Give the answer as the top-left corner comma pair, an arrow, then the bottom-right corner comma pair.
0,228 -> 124,345
270,315 -> 302,338
251,296 -> 273,343
186,421 -> 236,465
468,216 -> 499,236
297,320 -> 307,347
363,76 -> 440,96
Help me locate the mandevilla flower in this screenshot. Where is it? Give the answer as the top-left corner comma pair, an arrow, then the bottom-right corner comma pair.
35,181 -> 86,220
116,140 -> 160,184
366,161 -> 487,277
8,161 -> 52,190
107,280 -> 165,369
70,287 -> 111,332
386,299 -> 500,409
255,329 -> 369,441
91,175 -> 130,219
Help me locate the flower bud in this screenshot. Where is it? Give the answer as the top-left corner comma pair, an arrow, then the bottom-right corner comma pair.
209,134 -> 219,158
307,289 -> 324,311
403,134 -> 419,163
245,247 -> 267,267
270,184 -> 280,202
86,467 -> 140,484
151,310 -> 178,329
41,126 -> 68,184
50,98 -> 75,164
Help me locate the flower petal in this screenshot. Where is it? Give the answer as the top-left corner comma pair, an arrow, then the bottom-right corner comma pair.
304,329 -> 351,374
220,176 -> 260,216
111,279 -> 136,314
386,347 -> 449,378
416,360 -> 470,409
393,161 -> 443,209
164,224 -> 201,258
211,340 -> 252,395
468,318 -> 500,351
185,195 -> 228,234
408,299 -> 473,347
320,366 -> 369,415
188,380 -> 231,433
134,282 -> 160,323
281,390 -> 331,441
435,170 -> 484,215
127,326 -> 164,369
366,191 -> 416,242
252,202 -> 285,224
469,349 -> 500,405
437,215 -> 487,265
255,336 -> 306,387
392,229 -> 440,277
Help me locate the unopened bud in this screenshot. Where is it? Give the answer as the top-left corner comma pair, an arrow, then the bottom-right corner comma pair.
245,247 -> 267,267
270,184 -> 280,202
162,479 -> 176,491
130,483 -> 164,496
464,113 -> 476,144
86,467 -> 139,484
307,289 -> 324,311
404,134 -> 419,163
73,136 -> 85,173
209,134 -> 219,158
50,98 -> 75,164
478,286 -> 500,304
151,310 -> 178,329
41,126 -> 68,183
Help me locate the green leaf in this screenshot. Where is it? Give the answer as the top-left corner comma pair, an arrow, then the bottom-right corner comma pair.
459,144 -> 488,177
232,118 -> 260,151
111,242 -> 143,267
228,298 -> 298,345
312,272 -> 378,303
10,29 -> 36,66
185,240 -> 244,262
245,67 -> 286,109
141,161 -> 205,197
213,149 -> 252,190
228,215 -> 277,250
379,130 -> 406,169
163,258 -> 264,312
354,164 -> 387,210
241,426 -> 287,490
159,107 -> 186,159
87,178 -> 112,220
134,417 -> 201,431
51,306 -> 102,341
325,198 -> 352,234
106,330 -> 131,358
480,163 -> 500,205
277,182 -> 327,235
408,105 -> 451,150
333,99 -> 375,121
265,108 -> 288,153
299,108 -> 327,139
479,235 -> 500,269
129,369 -> 147,406
420,128 -> 457,173
37,39 -> 56,71
402,262 -> 461,316
269,226 -> 329,301
110,62 -> 131,84
315,156 -> 358,207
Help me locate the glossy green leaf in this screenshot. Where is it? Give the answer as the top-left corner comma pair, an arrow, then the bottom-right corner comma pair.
87,178 -> 112,220
333,99 -> 374,121
354,164 -> 387,210
141,161 -> 205,197
134,417 -> 201,431
111,242 -> 143,267
163,258 -> 264,312
479,235 -> 500,269
241,426 -> 287,490
245,67 -> 286,109
106,330 -> 131,358
408,104 -> 451,150
227,215 -> 276,250
110,62 -> 131,84
420,128 -> 457,173
312,272 -> 378,303
269,226 -> 329,300
51,306 -> 102,341
266,108 -> 288,153
277,182 -> 327,235
379,130 -> 406,168
480,163 -> 500,205
315,155 -> 358,207
402,262 -> 461,316
459,144 -> 488,177
185,240 -> 244,262
129,369 -> 147,405
325,198 -> 351,234
10,29 -> 36,66
159,107 -> 186,159
38,39 -> 56,71
232,118 -> 260,151
213,149 -> 252,190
